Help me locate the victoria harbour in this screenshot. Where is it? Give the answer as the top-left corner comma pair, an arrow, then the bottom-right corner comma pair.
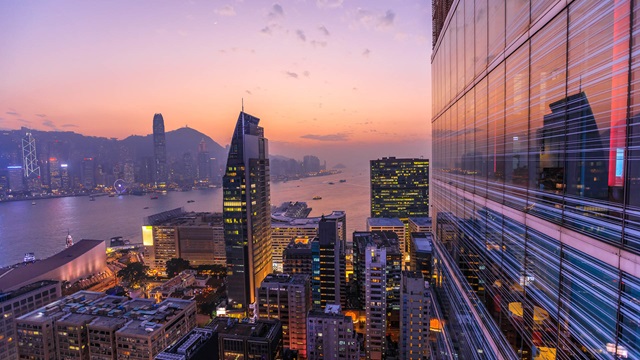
0,170 -> 369,268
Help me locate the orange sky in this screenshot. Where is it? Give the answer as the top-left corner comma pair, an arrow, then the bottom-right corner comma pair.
0,1 -> 432,168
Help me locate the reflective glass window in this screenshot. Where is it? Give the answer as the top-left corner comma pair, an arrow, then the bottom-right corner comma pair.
474,0 -> 488,76
487,63 -> 505,203
474,78 -> 488,198
488,0 -> 505,64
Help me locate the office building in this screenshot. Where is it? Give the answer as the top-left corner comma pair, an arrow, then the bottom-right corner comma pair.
153,113 -> 168,186
7,166 -> 24,192
272,203 -> 345,272
302,155 -> 321,174
143,209 -> 225,272
21,131 -> 40,190
399,271 -> 430,360
306,305 -> 360,360
370,157 -> 429,219
209,317 -> 282,360
0,239 -> 106,292
367,217 -> 407,263
410,232 -> 433,282
196,139 -> 211,184
16,291 -> 196,360
257,273 -> 311,358
0,281 -> 61,360
150,270 -> 197,303
282,241 -> 313,276
81,158 -> 95,189
408,217 -> 432,234
223,110 -> 272,315
311,217 -> 346,309
431,0 -> 640,358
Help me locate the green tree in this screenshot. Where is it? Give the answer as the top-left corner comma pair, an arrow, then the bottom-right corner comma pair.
117,262 -> 149,289
166,258 -> 191,278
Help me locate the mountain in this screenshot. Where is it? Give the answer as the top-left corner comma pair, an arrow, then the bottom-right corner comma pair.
121,127 -> 226,161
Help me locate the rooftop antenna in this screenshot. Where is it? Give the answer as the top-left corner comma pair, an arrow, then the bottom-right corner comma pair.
242,98 -> 244,113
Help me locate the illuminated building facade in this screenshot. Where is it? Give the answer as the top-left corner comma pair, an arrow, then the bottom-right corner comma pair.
257,273 -> 311,358
432,0 -> 640,358
311,217 -> 346,309
153,113 -> 168,186
143,208 -> 225,272
370,157 -> 429,219
223,110 -> 272,315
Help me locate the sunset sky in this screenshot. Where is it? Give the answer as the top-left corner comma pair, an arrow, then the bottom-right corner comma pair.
0,0 -> 431,168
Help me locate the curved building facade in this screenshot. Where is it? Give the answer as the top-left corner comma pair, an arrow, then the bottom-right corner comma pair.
223,110 -> 272,315
153,113 -> 168,185
431,0 -> 640,358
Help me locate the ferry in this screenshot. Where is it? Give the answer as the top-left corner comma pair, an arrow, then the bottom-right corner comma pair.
313,196 -> 322,200
24,253 -> 36,263
31,201 -> 36,205
328,182 -> 335,185
187,200 -> 195,203
339,179 -> 347,183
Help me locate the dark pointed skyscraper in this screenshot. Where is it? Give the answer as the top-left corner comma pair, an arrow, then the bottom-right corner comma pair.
152,113 -> 167,186
223,109 -> 272,315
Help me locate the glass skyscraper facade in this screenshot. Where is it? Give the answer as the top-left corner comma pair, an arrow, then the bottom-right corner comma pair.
370,157 -> 430,218
152,113 -> 168,185
223,111 -> 272,315
431,0 -> 640,359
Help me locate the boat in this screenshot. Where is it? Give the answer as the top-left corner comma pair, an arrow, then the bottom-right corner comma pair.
328,182 -> 335,185
108,193 -> 115,197
143,206 -> 149,209
313,196 -> 322,200
187,200 -> 195,203
31,201 -> 36,205
89,195 -> 95,201
150,195 -> 159,200
24,253 -> 36,263
339,179 -> 347,183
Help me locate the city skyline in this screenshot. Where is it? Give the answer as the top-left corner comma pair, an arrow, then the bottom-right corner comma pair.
0,1 -> 432,167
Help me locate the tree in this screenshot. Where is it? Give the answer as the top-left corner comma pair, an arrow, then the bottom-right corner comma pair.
166,258 -> 191,278
117,262 -> 149,289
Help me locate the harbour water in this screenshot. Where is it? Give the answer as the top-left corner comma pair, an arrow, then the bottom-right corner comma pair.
0,170 -> 370,267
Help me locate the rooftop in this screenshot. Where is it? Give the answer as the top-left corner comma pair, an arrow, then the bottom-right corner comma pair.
367,217 -> 405,227
0,239 -> 105,292
207,317 -> 280,340
261,273 -> 310,286
147,211 -> 223,228
272,209 -> 346,225
409,217 -> 433,227
0,280 -> 59,303
411,232 -> 433,252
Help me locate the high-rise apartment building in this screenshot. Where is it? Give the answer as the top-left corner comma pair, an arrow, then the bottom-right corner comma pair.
257,273 -> 311,358
367,217 -> 407,264
306,305 -> 360,360
153,113 -> 168,186
223,110 -> 272,315
432,0 -> 640,358
197,139 -> 211,184
409,232 -> 432,282
210,317 -> 283,360
364,244 -> 387,360
399,271 -> 430,360
370,157 -> 429,219
143,208 -> 225,272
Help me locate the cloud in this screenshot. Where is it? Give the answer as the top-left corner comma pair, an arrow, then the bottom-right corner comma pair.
311,40 -> 327,47
6,111 -> 19,116
17,119 -> 31,124
316,0 -> 343,8
260,26 -> 273,35
296,29 -> 306,42
362,48 -> 371,57
301,133 -> 349,141
61,124 -> 78,128
303,71 -> 310,77
246,90 -> 252,95
285,71 -> 298,79
215,5 -> 236,16
379,10 -> 395,28
355,8 -> 396,30
42,120 -> 57,129
268,4 -> 284,19
318,25 -> 330,36
35,113 -> 46,118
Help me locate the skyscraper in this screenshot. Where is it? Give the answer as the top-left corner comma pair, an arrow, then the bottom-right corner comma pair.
431,0 -> 640,358
153,113 -> 167,186
223,110 -> 272,315
370,157 -> 430,219
399,271 -> 430,359
311,217 -> 346,309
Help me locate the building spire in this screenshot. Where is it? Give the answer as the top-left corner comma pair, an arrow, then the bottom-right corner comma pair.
242,98 -> 244,113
